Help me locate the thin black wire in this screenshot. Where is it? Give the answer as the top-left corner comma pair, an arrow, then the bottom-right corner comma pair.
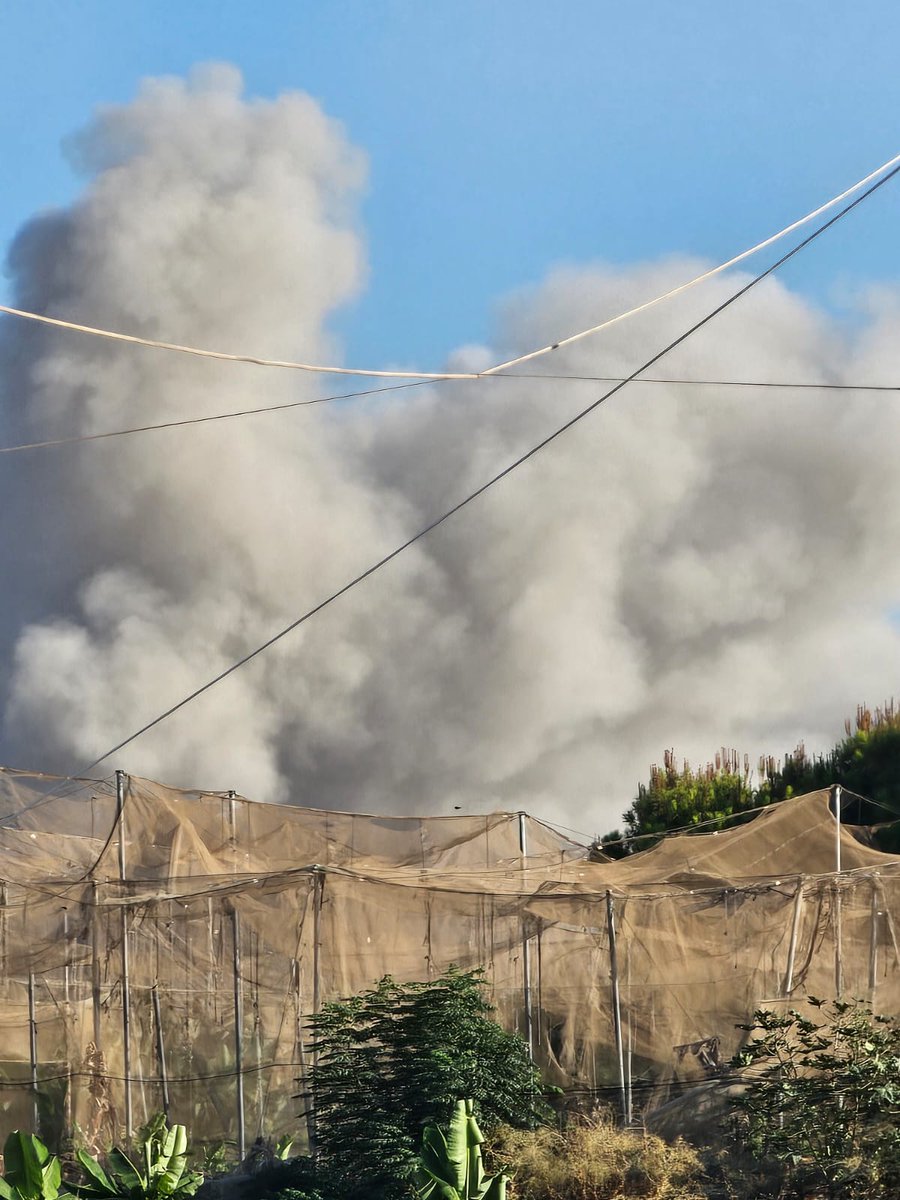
2,375 -> 899,455
75,160 -> 900,777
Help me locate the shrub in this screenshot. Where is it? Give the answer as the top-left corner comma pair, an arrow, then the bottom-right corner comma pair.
487,1119 -> 705,1200
729,998 -> 900,1198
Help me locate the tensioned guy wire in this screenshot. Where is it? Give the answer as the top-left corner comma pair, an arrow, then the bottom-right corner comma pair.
74,157 -> 900,777
2,375 -> 900,456
1,151 -> 899,380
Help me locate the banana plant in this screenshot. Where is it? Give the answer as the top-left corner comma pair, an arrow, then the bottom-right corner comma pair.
0,1132 -> 65,1200
417,1101 -> 507,1200
74,1115 -> 202,1200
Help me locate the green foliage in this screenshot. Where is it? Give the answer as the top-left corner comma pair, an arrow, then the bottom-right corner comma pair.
605,700 -> 900,851
729,999 -> 900,1198
417,1100 -> 507,1200
73,1115 -> 202,1200
0,1133 -> 65,1200
604,748 -> 760,854
306,968 -> 546,1200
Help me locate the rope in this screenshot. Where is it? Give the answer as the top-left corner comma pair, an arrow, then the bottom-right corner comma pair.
2,151 -> 899,380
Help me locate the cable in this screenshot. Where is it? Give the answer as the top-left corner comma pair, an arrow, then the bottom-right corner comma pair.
1,375 -> 899,456
1,151 -> 899,380
0,378 -> 430,454
72,159 -> 900,778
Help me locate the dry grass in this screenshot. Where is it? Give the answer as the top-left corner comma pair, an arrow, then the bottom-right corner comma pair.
487,1119 -> 708,1200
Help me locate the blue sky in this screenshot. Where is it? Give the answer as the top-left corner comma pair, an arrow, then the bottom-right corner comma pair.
3,3 -> 900,809
3,0 -> 900,370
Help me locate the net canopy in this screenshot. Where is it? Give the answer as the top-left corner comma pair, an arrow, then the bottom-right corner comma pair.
0,767 -> 896,1150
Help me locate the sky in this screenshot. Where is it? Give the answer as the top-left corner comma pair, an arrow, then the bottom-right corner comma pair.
1,3 -> 900,829
4,1 -> 900,367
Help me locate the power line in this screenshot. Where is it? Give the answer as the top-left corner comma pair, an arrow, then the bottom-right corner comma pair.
74,158 -> 900,777
1,375 -> 897,456
0,378 -> 430,454
1,152 -> 899,381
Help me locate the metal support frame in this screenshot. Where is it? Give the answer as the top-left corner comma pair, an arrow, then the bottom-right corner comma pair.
783,877 -> 805,996
28,971 -> 38,1132
518,813 -> 534,1059
152,984 -> 170,1118
232,904 -> 246,1160
869,874 -> 881,998
605,891 -> 628,1123
116,770 -> 133,1139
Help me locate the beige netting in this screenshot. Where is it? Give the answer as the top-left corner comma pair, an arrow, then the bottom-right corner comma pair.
0,768 -> 896,1150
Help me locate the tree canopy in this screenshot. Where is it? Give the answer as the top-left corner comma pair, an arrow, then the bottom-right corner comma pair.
601,702 -> 900,857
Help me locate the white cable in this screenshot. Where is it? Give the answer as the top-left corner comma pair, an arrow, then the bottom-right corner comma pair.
2,151 -> 899,380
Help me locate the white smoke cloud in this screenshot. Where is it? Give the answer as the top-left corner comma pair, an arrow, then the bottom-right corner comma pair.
2,66 -> 900,831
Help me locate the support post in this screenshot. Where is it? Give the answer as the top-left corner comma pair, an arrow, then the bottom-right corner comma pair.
228,790 -> 238,873
605,891 -> 627,1124
833,784 -> 842,874
152,984 -> 170,1119
28,971 -> 38,1133
232,905 -> 245,1161
310,869 -> 324,1163
312,869 -> 323,1023
116,772 -> 133,1139
116,769 -> 127,881
518,813 -> 534,1059
834,884 -> 844,999
62,908 -> 72,1134
91,884 -> 102,1049
293,955 -> 314,1154
782,878 -> 805,996
1,883 -> 8,998
869,875 -> 880,998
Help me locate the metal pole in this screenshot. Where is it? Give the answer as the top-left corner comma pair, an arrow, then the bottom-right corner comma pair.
152,984 -> 170,1119
28,971 -> 38,1132
783,878 -> 805,996
116,772 -> 133,1139
232,905 -> 246,1161
62,908 -> 72,1135
518,813 -> 534,1059
116,770 -> 127,881
605,891 -> 627,1124
228,790 -> 238,873
310,869 -> 324,1163
312,869 -> 323,1022
91,884 -> 102,1048
1,883 -> 8,999
293,955 -> 314,1154
834,884 -> 844,999
833,784 -> 842,874
869,875 -> 880,998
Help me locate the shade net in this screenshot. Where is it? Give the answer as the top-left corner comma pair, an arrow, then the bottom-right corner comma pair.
0,768 -> 896,1150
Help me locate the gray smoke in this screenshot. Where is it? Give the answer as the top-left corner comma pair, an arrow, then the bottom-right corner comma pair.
2,66 -> 900,831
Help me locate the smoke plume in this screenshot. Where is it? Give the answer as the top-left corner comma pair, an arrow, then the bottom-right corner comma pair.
2,66 -> 900,830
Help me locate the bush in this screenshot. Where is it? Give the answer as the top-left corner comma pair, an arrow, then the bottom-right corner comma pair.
306,968 -> 546,1200
729,998 -> 900,1199
487,1119 -> 706,1200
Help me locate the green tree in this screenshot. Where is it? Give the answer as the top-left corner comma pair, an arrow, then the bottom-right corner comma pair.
304,968 -> 545,1200
600,748 -> 760,856
602,701 -> 900,855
